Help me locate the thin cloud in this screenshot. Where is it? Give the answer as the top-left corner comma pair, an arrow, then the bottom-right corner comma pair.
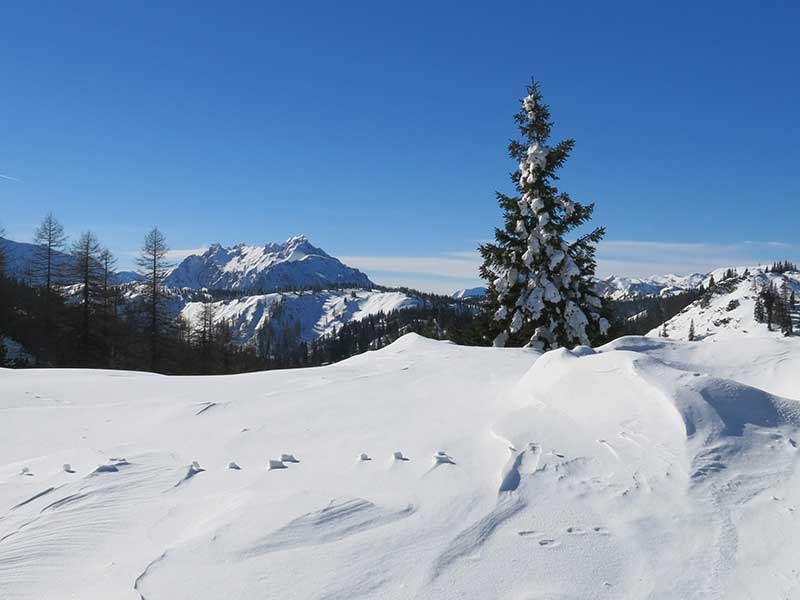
0,173 -> 21,182
165,247 -> 208,261
341,239 -> 800,294
339,255 -> 481,279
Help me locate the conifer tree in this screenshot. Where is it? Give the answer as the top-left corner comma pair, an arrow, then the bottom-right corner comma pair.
660,321 -> 669,338
688,319 -> 695,341
479,81 -> 607,350
32,212 -> 67,299
70,231 -> 103,365
136,227 -> 173,371
0,224 -> 6,278
780,282 -> 794,336
754,291 -> 766,323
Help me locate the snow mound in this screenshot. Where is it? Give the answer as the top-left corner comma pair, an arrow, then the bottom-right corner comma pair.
1,334 -> 800,598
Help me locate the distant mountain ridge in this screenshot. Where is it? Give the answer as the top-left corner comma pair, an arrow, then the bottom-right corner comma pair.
452,273 -> 707,302
0,237 -> 75,283
164,236 -> 373,291
595,273 -> 707,300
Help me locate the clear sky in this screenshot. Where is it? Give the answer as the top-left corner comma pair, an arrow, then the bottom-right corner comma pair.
1,1 -> 799,293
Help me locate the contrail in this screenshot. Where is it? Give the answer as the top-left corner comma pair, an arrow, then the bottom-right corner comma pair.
0,173 -> 21,182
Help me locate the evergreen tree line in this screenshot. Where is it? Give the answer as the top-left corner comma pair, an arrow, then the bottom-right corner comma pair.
0,214 -> 264,373
605,289 -> 701,338
766,261 -> 798,274
754,281 -> 796,336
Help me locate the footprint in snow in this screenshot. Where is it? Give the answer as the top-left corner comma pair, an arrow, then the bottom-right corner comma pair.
280,454 -> 300,463
228,462 -> 241,470
393,451 -> 410,461
62,464 -> 75,474
538,538 -> 561,548
566,526 -> 587,535
19,467 -> 33,477
434,451 -> 455,465
593,526 -> 610,536
359,453 -> 372,461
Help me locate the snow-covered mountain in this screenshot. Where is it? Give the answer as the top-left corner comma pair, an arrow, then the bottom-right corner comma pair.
597,273 -> 707,301
455,274 -> 708,303
179,289 -> 421,345
452,286 -> 486,299
0,237 -> 75,282
2,332 -> 800,598
165,236 -> 372,291
115,270 -> 144,284
649,268 -> 799,341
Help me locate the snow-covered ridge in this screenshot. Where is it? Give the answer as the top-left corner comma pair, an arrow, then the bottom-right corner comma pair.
164,236 -> 373,291
597,273 -> 707,301
179,289 -> 421,345
649,268 -> 799,340
2,333 -> 800,598
452,286 -> 486,299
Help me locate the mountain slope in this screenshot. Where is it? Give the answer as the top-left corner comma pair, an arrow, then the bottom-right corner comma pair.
165,236 -> 372,291
1,333 -> 799,598
179,289 -> 421,345
648,269 -> 799,341
0,237 -> 75,282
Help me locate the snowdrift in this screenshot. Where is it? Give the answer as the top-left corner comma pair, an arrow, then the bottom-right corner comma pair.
1,333 -> 799,599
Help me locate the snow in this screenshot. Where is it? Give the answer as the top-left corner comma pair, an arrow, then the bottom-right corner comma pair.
180,289 -> 420,345
451,286 -> 486,299
164,236 -> 372,291
597,273 -> 707,301
2,331 -> 800,598
648,269 -> 799,341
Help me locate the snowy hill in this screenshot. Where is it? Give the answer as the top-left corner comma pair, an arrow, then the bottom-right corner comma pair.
180,289 -> 421,345
1,332 -> 800,598
649,269 -> 800,341
165,236 -> 372,291
597,273 -> 706,300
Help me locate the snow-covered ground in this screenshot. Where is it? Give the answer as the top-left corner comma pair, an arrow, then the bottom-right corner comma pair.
2,331 -> 800,599
180,289 -> 420,344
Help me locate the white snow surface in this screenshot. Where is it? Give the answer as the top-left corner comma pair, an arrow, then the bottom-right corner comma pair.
2,332 -> 800,598
180,289 -> 421,345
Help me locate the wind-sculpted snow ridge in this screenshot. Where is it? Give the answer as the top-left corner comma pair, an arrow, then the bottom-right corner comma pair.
1,333 -> 799,598
164,236 -> 373,291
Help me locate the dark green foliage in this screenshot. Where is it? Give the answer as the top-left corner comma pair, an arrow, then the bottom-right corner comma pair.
479,80 -> 606,350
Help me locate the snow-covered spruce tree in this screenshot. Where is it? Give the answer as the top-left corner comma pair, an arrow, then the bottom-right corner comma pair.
479,81 -> 608,350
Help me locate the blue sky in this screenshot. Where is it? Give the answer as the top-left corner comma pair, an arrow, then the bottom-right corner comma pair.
1,1 -> 799,293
